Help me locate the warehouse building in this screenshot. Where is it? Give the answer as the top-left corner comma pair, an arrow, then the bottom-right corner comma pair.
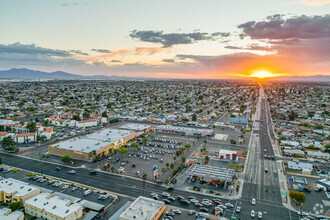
48,128 -> 141,161
24,193 -> 83,220
0,178 -> 40,203
119,196 -> 166,220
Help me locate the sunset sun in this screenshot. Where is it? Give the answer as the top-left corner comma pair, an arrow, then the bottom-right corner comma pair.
251,71 -> 274,78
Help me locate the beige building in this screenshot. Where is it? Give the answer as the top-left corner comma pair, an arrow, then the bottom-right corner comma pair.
0,208 -> 24,220
119,196 -> 166,220
49,128 -> 141,161
0,178 -> 40,203
24,192 -> 83,220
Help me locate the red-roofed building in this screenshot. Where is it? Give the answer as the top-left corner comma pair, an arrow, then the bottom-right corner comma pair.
41,127 -> 54,140
15,133 -> 37,143
76,119 -> 97,128
90,116 -> 107,124
0,132 -> 14,141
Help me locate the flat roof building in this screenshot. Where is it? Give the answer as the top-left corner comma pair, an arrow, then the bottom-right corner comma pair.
118,123 -> 154,132
49,128 -> 141,161
0,208 -> 24,220
156,125 -> 213,136
0,178 -> 40,203
186,164 -> 235,182
119,196 -> 166,220
24,192 -> 83,220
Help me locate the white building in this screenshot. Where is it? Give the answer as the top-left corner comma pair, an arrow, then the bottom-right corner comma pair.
76,119 -> 98,128
0,132 -> 15,141
24,192 -> 83,220
219,149 -> 237,160
15,133 -> 37,143
119,196 -> 166,220
306,151 -> 330,159
288,161 -> 313,174
0,178 -> 40,203
0,208 -> 24,220
90,116 -> 107,124
41,127 -> 54,140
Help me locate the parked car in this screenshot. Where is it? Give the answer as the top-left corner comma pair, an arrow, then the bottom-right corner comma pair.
252,198 -> 256,205
83,190 -> 92,196
251,210 -> 255,218
258,211 -> 262,219
188,210 -> 195,215
236,206 -> 241,213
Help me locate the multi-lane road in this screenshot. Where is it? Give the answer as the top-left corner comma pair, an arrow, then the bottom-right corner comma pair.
0,86 -> 301,219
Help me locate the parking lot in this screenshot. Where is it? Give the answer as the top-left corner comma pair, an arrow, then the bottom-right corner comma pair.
287,176 -> 329,216
89,136 -> 194,182
0,167 -> 119,219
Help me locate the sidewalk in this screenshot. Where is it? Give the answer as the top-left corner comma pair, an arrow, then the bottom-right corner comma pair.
277,160 -> 297,212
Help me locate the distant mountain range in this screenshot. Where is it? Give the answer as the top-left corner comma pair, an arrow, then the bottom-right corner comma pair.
0,68 -> 131,80
0,68 -> 329,81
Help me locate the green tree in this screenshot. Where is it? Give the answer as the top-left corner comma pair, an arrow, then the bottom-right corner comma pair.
205,156 -> 210,164
182,156 -> 186,163
0,125 -> 4,131
130,142 -> 139,148
26,122 -> 36,132
150,134 -> 155,138
61,155 -> 71,164
9,201 -> 22,211
142,138 -> 148,143
110,166 -> 115,173
142,173 -> 147,180
170,163 -> 174,170
166,163 -> 170,169
103,165 -> 107,170
289,190 -> 306,206
288,111 -> 298,121
119,147 -> 128,155
106,163 -> 110,171
165,177 -> 171,184
73,115 -> 81,121
192,114 -> 197,121
173,156 -> 177,162
315,124 -> 324,129
102,111 -> 108,118
230,139 -> 237,144
184,143 -> 191,150
1,136 -> 18,153
82,111 -> 90,120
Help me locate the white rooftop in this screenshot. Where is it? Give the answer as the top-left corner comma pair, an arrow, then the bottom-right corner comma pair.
157,125 -> 213,135
0,178 -> 39,197
25,192 -> 82,219
219,149 -> 237,154
52,128 -> 136,153
0,208 -> 24,220
119,196 -> 165,220
118,123 -> 152,131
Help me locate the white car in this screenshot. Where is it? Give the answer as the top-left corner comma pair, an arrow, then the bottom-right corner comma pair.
202,201 -> 212,206
68,170 -> 76,174
173,209 -> 181,214
83,190 -> 92,196
71,186 -> 78,191
251,210 -> 255,217
225,202 -> 234,208
252,198 -> 256,205
258,211 -> 262,219
162,192 -> 170,197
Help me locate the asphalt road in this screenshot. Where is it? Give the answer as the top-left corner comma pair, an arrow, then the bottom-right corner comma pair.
237,87 -> 299,220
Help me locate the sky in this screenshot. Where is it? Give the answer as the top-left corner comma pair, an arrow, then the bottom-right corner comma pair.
0,0 -> 330,79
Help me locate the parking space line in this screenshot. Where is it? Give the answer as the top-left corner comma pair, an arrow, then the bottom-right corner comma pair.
60,188 -> 68,193
104,202 -> 113,210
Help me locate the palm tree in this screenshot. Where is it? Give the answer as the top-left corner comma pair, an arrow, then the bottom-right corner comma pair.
110,166 -> 115,173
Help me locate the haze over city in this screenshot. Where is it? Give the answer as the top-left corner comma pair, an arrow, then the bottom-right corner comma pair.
1,0 -> 330,79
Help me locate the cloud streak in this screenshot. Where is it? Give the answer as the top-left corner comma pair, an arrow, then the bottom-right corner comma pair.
130,30 -> 230,47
